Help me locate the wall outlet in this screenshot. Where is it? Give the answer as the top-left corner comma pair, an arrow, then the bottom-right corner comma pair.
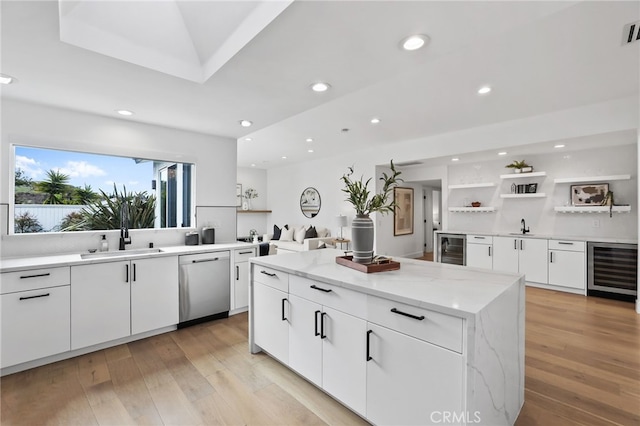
592,219 -> 600,228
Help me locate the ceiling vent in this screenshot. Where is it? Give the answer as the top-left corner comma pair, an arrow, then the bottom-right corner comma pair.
622,21 -> 640,46
395,160 -> 423,167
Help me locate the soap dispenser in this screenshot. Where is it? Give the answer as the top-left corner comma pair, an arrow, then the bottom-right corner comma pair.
100,235 -> 109,252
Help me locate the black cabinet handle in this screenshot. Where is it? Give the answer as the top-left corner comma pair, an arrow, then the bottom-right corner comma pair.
558,242 -> 574,245
520,240 -> 524,250
366,330 -> 373,361
133,263 -> 136,282
310,284 -> 332,293
19,293 -> 50,301
514,239 -> 517,250
261,270 -> 276,277
550,252 -> 554,263
390,307 -> 425,321
320,312 -> 327,339
281,298 -> 287,321
488,246 -> 492,257
125,264 -> 129,283
19,273 -> 50,279
314,310 -> 321,336
239,250 -> 253,254
474,236 -> 485,240
236,265 -> 239,280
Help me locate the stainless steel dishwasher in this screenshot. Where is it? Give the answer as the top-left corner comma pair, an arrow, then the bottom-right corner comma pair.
178,251 -> 230,327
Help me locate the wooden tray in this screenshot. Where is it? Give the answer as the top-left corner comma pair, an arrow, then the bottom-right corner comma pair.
336,256 -> 401,273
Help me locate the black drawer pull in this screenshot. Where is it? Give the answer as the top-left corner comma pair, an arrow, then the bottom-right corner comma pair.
125,264 -> 129,283
366,330 -> 373,361
390,308 -> 425,321
281,298 -> 287,321
320,312 -> 327,339
236,265 -> 239,281
310,284 -> 332,293
20,293 -> 50,301
261,270 -> 277,277
558,242 -> 574,245
474,236 -> 485,240
19,273 -> 50,279
133,263 -> 137,282
314,310 -> 321,336
239,250 -> 254,254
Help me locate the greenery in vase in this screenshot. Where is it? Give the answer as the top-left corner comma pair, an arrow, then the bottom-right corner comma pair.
244,188 -> 258,199
505,160 -> 530,169
341,160 -> 402,216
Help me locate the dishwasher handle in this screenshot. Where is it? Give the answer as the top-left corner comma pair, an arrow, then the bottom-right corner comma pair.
191,258 -> 219,263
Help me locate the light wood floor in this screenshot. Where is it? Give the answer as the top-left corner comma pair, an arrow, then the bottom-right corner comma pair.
1,287 -> 638,425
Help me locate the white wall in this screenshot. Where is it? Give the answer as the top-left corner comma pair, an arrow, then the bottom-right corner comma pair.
236,167 -> 268,237
1,100 -> 238,257
267,97 -> 638,257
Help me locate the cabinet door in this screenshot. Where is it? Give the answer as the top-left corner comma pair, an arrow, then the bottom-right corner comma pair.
1,286 -> 70,368
131,256 -> 179,335
288,294 -> 322,386
549,250 -> 585,289
366,323 -> 463,426
519,238 -> 548,284
71,261 -> 131,350
234,261 -> 249,310
253,282 -> 289,364
322,307 -> 367,416
492,237 -> 519,274
466,243 -> 493,270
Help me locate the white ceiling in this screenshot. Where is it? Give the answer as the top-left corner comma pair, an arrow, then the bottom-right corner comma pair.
1,1 -> 638,169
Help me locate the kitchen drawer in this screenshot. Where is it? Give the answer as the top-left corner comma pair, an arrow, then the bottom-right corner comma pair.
467,234 -> 493,244
1,266 -> 71,294
253,265 -> 289,292
549,240 -> 585,252
235,247 -> 256,263
289,275 -> 367,318
367,296 -> 463,354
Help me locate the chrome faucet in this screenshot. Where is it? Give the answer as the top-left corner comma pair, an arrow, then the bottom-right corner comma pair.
119,203 -> 131,250
520,218 -> 530,235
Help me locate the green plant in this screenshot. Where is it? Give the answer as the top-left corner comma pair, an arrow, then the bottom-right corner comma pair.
61,184 -> 156,231
34,170 -> 71,204
505,160 -> 530,169
73,184 -> 99,205
14,211 -> 43,233
244,188 -> 258,199
341,160 -> 402,216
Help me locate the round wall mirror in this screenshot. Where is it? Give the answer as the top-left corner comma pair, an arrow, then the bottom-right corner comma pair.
300,187 -> 321,218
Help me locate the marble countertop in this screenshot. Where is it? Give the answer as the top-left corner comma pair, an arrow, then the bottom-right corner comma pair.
0,242 -> 256,272
250,249 -> 523,318
435,230 -> 637,244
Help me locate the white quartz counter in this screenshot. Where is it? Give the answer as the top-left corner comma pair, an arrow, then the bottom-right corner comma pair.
250,248 -> 522,318
435,230 -> 638,244
0,242 -> 256,272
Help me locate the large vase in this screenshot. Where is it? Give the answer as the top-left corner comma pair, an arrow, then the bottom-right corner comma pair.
352,214 -> 374,264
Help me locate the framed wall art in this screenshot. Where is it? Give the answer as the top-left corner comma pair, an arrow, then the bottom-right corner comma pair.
236,184 -> 243,207
394,187 -> 414,236
570,183 -> 608,206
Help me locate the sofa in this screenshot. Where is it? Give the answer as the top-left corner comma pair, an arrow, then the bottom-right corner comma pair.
263,224 -> 333,255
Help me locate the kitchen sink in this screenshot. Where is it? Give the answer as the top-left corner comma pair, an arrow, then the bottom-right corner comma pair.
81,248 -> 164,259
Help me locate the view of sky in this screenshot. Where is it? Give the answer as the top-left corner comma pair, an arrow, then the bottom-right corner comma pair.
15,146 -> 154,194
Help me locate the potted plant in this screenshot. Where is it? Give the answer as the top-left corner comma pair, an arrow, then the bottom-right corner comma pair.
244,188 -> 258,210
341,161 -> 402,263
505,160 -> 533,173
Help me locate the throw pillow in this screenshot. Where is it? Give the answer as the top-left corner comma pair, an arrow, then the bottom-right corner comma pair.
272,224 -> 288,240
316,227 -> 330,238
280,227 -> 295,242
294,225 -> 307,244
317,241 -> 326,249
304,226 -> 318,239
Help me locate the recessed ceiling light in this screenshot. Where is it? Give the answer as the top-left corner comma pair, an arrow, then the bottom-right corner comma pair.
239,120 -> 252,127
498,151 -> 507,156
370,117 -> 381,124
310,82 -> 330,92
251,163 -> 256,167
244,137 -> 252,141
477,86 -> 492,95
116,110 -> 134,116
451,158 -> 459,162
554,144 -> 565,148
401,34 -> 430,51
306,138 -> 313,142
282,156 -> 287,159
308,149 -> 314,153
0,73 -> 17,85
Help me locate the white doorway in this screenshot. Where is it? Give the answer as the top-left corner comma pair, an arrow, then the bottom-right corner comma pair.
421,183 -> 442,255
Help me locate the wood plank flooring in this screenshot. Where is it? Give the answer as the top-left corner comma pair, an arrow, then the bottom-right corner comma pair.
1,287 -> 639,425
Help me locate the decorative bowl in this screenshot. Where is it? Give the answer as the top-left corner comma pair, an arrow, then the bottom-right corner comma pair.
471,201 -> 481,207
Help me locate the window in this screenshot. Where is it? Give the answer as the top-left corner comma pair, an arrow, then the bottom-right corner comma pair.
13,146 -> 194,233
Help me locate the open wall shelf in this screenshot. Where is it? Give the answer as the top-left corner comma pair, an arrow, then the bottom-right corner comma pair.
554,206 -> 631,214
500,193 -> 546,199
500,171 -> 547,180
553,174 -> 631,184
237,210 -> 272,213
448,207 -> 496,213
448,183 -> 496,190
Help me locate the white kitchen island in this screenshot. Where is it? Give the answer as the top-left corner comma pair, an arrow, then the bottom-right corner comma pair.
249,249 -> 525,426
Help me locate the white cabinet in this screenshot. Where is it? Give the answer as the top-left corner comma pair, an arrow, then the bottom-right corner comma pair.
253,281 -> 289,364
493,236 -> 548,283
288,294 -> 322,385
232,247 -> 256,311
71,261 -> 131,350
71,256 -> 179,350
1,266 -> 71,368
366,323 -> 464,426
466,235 -> 493,270
131,256 -> 178,335
548,240 -> 586,290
